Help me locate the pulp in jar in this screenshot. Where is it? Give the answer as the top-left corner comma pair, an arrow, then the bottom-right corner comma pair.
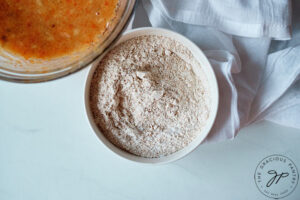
0,0 -> 119,59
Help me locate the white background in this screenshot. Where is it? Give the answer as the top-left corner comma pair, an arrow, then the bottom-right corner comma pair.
1,67 -> 299,200
1,3 -> 300,199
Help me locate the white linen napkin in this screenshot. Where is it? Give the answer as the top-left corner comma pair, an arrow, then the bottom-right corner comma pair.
144,0 -> 292,40
130,0 -> 299,142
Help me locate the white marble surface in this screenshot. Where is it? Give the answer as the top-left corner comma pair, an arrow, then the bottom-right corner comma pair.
1,2 -> 300,199
0,66 -> 300,200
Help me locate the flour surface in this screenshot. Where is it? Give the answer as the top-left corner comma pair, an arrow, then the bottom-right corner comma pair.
90,35 -> 210,158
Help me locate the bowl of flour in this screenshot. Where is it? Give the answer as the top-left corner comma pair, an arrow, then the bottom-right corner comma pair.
85,28 -> 218,164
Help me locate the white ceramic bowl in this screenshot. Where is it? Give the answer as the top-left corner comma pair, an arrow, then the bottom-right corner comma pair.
85,27 -> 219,164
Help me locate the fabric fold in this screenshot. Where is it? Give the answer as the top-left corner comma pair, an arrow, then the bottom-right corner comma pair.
143,0 -> 292,40
133,0 -> 299,143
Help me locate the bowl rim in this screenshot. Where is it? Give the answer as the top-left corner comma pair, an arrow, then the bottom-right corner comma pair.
84,27 -> 219,164
0,0 -> 136,83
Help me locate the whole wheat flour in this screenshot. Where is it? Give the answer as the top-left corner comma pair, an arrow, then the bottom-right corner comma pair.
90,35 -> 211,158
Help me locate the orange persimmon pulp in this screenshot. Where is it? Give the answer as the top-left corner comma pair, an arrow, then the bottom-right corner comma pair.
0,0 -> 119,59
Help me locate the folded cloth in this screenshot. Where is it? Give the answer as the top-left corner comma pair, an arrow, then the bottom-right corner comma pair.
144,0 -> 292,40
249,46 -> 300,128
130,0 -> 299,142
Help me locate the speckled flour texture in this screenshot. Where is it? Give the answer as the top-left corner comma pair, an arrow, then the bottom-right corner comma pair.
90,35 -> 210,158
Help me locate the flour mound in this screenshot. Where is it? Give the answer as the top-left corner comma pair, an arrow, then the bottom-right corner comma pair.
90,35 -> 210,158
